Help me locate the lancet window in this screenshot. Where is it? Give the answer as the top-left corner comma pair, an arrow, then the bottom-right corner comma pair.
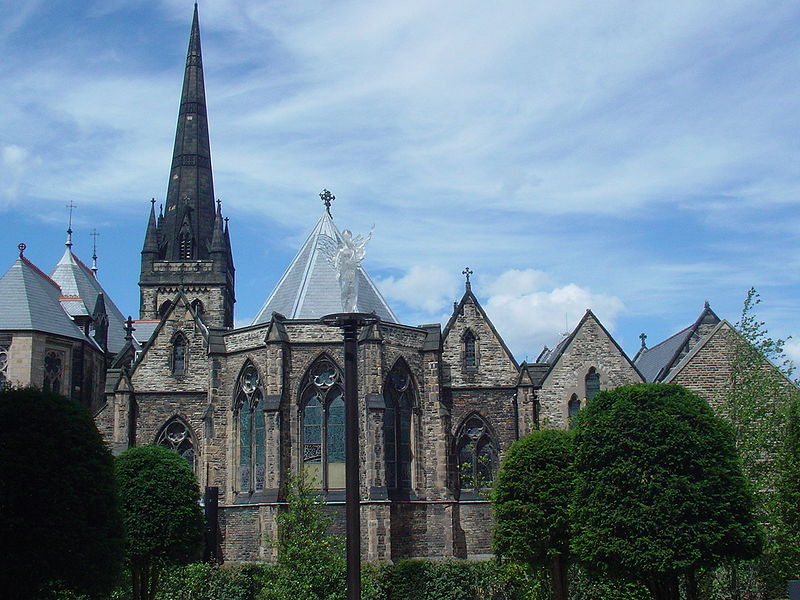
300,357 -> 345,491
585,367 -> 601,401
43,350 -> 64,394
456,414 -> 497,492
171,334 -> 187,376
236,364 -> 266,492
383,362 -> 415,490
568,393 -> 581,428
157,418 -> 196,469
464,330 -> 477,368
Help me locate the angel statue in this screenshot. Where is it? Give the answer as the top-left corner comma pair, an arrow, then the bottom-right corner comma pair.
322,226 -> 373,313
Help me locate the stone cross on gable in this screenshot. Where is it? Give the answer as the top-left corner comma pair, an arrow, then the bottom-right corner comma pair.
462,267 -> 473,291
639,332 -> 647,349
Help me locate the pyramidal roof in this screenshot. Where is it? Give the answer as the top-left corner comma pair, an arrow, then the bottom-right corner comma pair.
253,209 -> 398,324
50,246 -> 128,353
0,256 -> 89,342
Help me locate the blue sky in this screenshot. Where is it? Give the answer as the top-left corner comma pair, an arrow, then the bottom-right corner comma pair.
2,0 -> 800,363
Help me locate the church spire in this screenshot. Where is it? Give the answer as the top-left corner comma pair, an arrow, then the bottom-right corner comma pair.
159,2 -> 216,261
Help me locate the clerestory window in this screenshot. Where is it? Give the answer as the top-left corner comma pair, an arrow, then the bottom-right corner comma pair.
383,362 -> 415,490
236,365 -> 265,492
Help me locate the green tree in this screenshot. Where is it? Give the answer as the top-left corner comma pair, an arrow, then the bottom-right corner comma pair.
260,471 -> 345,600
492,429 -> 574,600
0,387 -> 122,600
116,445 -> 204,600
571,383 -> 762,600
774,395 -> 800,580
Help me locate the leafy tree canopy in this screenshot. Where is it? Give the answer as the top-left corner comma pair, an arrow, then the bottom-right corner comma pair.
116,445 -> 204,600
0,387 -> 122,600
572,384 -> 762,600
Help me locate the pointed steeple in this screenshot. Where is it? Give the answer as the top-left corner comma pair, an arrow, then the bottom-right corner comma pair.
159,2 -> 216,261
210,199 -> 225,253
142,198 -> 159,255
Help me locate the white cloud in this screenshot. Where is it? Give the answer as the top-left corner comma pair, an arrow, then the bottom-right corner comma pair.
377,265 -> 460,314
783,341 -> 800,370
485,272 -> 625,361
0,144 -> 32,204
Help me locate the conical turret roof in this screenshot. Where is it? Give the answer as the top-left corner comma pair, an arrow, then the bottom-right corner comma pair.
253,210 -> 397,324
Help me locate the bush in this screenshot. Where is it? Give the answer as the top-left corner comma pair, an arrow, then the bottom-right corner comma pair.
116,445 -> 205,600
157,562 -> 263,600
0,387 -> 122,600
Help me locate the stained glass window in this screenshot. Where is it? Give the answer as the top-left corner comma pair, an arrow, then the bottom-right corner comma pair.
383,362 -> 415,489
236,365 -> 265,493
456,415 -> 497,492
157,419 -> 195,468
43,350 -> 64,394
464,330 -> 476,368
300,358 -> 344,491
585,368 -> 600,401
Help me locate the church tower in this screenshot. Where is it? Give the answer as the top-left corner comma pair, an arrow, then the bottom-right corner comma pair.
139,4 -> 235,328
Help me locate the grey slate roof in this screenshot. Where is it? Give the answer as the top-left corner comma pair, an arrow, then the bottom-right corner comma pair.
132,321 -> 159,348
50,247 -> 128,353
0,257 -> 89,342
253,210 -> 398,324
634,325 -> 694,382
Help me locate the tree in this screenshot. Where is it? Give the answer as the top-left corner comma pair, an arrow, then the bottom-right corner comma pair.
260,471 -> 345,600
571,383 -> 762,600
492,429 -> 574,600
0,387 -> 122,600
774,395 -> 800,580
116,445 -> 204,600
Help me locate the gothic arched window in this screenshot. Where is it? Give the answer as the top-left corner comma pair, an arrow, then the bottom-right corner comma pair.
464,330 -> 477,368
157,418 -> 196,469
456,414 -> 497,492
236,364 -> 265,492
43,350 -> 64,394
300,357 -> 345,491
585,368 -> 601,401
171,334 -> 187,376
383,362 -> 415,490
568,393 -> 581,428
159,301 -> 172,319
191,299 -> 204,318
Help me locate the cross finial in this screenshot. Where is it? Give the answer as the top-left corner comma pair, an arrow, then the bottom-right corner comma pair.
17,242 -> 26,258
320,189 -> 334,217
462,266 -> 473,291
124,316 -> 135,342
704,300 -> 710,310
65,200 -> 77,247
639,332 -> 647,349
90,229 -> 100,276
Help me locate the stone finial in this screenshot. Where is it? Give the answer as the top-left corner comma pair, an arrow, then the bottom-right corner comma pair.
704,300 -> 710,310
90,229 -> 100,276
17,242 -> 26,258
639,332 -> 647,349
124,316 -> 135,341
65,200 -> 77,248
320,189 -> 334,216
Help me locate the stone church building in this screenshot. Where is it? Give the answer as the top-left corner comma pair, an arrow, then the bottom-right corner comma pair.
0,5 -> 758,562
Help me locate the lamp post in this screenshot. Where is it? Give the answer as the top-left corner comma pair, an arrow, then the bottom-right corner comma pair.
321,312 -> 378,600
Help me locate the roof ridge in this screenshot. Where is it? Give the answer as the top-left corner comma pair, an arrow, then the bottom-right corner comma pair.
21,257 -> 61,291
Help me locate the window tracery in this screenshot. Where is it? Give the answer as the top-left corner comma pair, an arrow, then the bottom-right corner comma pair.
383,362 -> 415,490
456,415 -> 497,492
236,364 -> 265,492
157,418 -> 195,468
0,343 -> 8,389
300,358 -> 344,490
43,350 -> 64,394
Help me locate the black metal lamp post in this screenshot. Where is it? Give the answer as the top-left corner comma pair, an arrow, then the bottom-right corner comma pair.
321,312 -> 378,600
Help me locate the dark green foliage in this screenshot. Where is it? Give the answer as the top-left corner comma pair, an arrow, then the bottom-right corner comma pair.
492,429 -> 574,563
258,472 -> 345,600
492,429 -> 574,600
0,387 -> 123,600
157,562 -> 264,600
774,395 -> 800,580
116,445 -> 204,600
572,384 -> 763,600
